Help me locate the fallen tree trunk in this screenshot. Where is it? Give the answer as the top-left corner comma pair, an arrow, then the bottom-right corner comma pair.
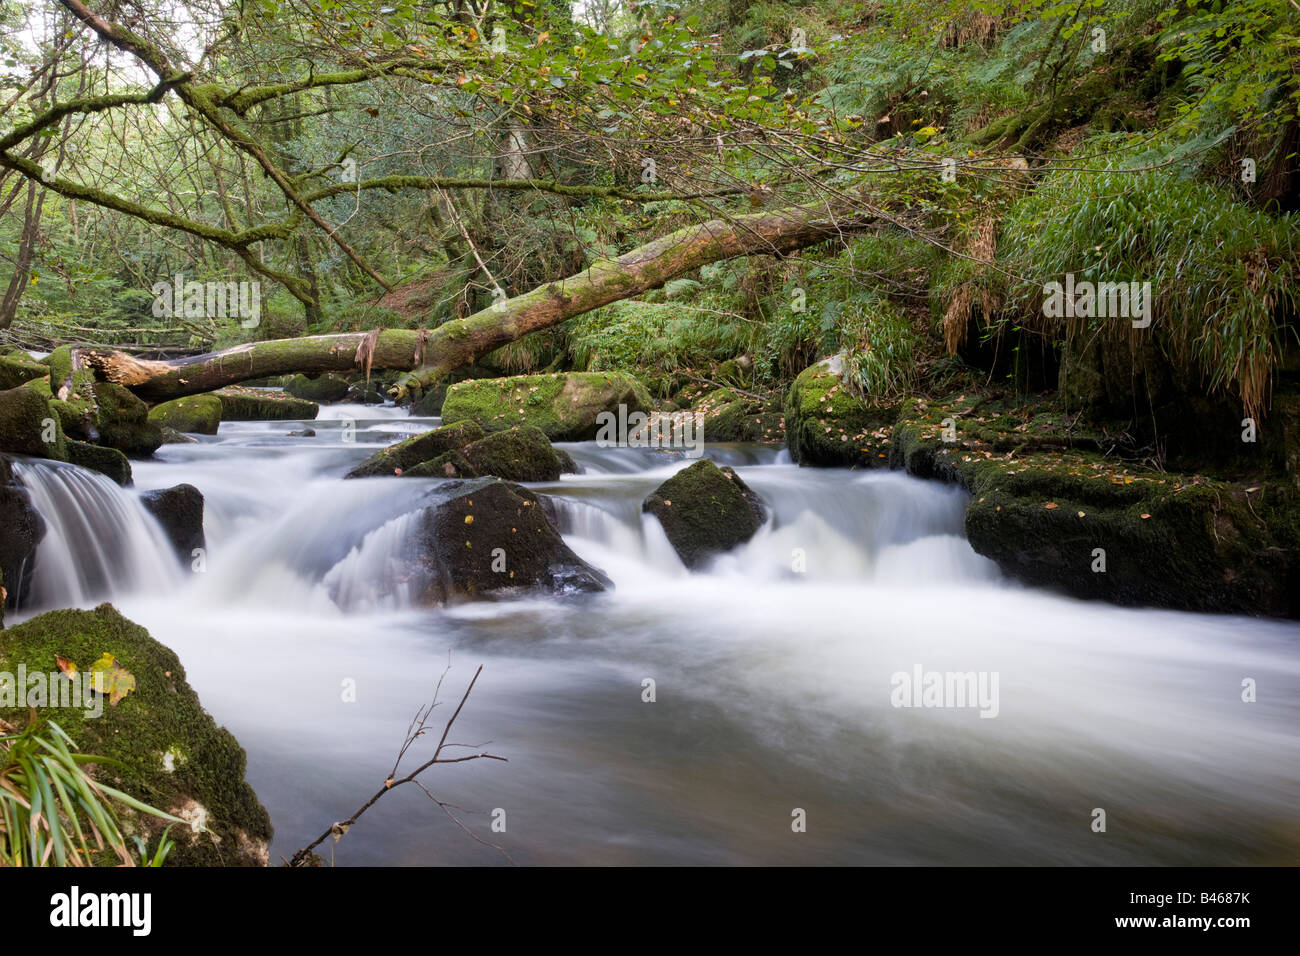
79,202 -> 873,402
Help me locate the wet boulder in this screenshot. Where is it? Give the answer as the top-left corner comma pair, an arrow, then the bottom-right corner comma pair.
411,383 -> 447,416
0,604 -> 273,865
345,420 -> 484,478
67,439 -> 132,486
160,426 -> 199,445
0,351 -> 49,390
411,426 -> 577,482
642,458 -> 767,569
413,479 -> 610,603
0,385 -> 67,460
25,375 -> 162,459
140,483 -> 205,561
0,456 -> 45,621
148,395 -> 223,435
440,371 -> 653,442
346,383 -> 386,405
285,373 -> 351,404
91,382 -> 164,458
693,387 -> 784,443
890,396 -> 1300,618
214,386 -> 318,422
785,355 -> 898,468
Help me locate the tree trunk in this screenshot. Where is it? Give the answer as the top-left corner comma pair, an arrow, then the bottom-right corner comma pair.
79,202 -> 872,402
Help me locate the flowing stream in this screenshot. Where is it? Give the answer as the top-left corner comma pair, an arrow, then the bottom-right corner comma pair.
11,404 -> 1300,865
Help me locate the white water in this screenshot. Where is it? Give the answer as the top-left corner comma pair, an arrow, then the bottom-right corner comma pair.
11,405 -> 1300,865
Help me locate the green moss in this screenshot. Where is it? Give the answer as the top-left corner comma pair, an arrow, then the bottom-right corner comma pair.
47,345 -> 74,392
693,387 -> 784,444
284,373 -> 350,403
148,395 -> 223,435
890,394 -> 1300,617
0,605 -> 272,865
0,385 -> 68,461
642,459 -> 767,569
0,353 -> 49,390
214,386 -> 318,421
346,420 -> 483,478
450,425 -> 575,482
93,382 -> 164,458
441,371 -> 653,442
66,439 -> 132,486
784,359 -> 897,467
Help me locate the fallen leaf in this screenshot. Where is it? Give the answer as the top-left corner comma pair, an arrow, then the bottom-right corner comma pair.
89,653 -> 136,707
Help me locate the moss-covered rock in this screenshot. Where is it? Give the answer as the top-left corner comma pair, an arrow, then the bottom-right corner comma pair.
346,382 -> 386,405
411,383 -> 447,417
25,375 -> 161,458
47,344 -> 75,394
214,386 -> 318,422
406,450 -> 474,479
148,395 -> 222,435
140,484 -> 205,561
417,426 -> 577,482
0,456 -> 45,616
693,387 -> 785,443
785,356 -> 898,467
284,373 -> 351,404
413,479 -> 610,602
642,459 -> 767,569
159,426 -> 199,445
67,439 -> 132,486
92,382 -> 163,458
441,371 -> 653,442
0,605 -> 272,865
0,352 -> 49,390
345,420 -> 484,478
890,395 -> 1300,618
0,385 -> 67,460
22,375 -> 95,441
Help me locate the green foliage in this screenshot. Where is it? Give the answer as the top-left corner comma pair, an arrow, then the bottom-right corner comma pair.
1001,159 -> 1300,417
567,297 -> 751,373
1156,0 -> 1300,135
0,715 -> 180,867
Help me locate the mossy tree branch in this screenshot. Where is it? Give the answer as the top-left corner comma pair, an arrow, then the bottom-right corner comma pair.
78,200 -> 877,401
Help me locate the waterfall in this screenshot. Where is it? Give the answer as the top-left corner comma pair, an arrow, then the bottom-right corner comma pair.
12,459 -> 184,611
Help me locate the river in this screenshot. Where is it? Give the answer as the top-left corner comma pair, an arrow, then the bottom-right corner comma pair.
12,404 -> 1300,864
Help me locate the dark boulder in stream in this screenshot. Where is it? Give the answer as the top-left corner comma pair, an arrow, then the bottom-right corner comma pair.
345,420 -> 484,478
140,483 -> 206,561
408,425 -> 578,482
413,478 -> 610,603
214,386 -> 319,422
0,456 -> 45,624
284,373 -> 351,404
66,438 -> 132,486
643,458 -> 767,569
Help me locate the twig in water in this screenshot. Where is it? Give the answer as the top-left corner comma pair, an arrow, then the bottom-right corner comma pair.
287,664 -> 509,866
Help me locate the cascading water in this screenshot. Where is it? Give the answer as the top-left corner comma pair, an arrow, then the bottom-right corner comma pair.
12,459 -> 183,609
12,404 -> 1300,865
